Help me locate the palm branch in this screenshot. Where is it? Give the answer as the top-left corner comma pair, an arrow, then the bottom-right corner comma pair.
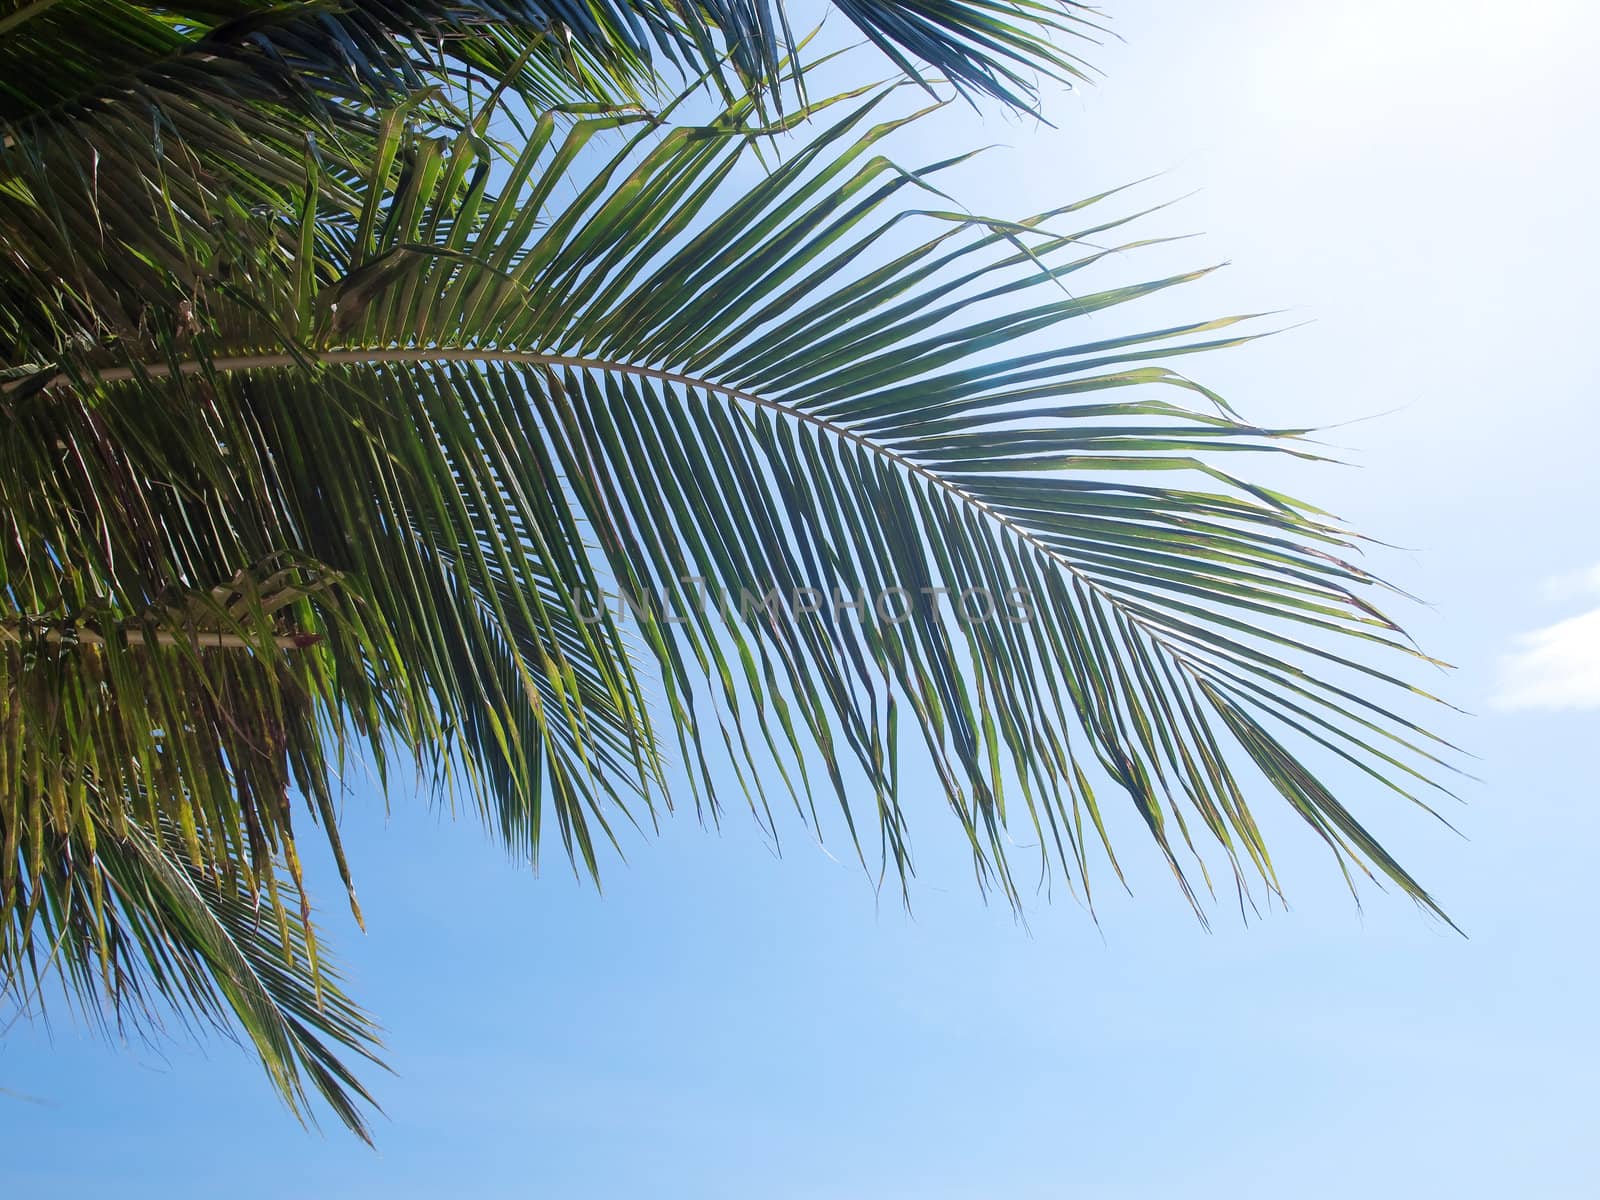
0,0 -> 1097,134
2,66 -> 1459,1134
1,0 -> 1097,365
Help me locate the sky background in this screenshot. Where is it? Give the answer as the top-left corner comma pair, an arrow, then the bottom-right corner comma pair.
5,1 -> 1599,1195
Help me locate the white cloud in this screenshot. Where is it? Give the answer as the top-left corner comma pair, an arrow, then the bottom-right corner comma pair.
1494,568 -> 1600,711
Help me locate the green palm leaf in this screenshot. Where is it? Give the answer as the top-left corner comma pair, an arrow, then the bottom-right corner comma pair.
13,82 -> 1458,900
0,29 -> 1460,1136
0,0 -> 1096,136
0,0 -> 1099,357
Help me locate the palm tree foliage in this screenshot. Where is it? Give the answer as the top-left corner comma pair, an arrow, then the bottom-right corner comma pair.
1,1 -> 1457,1139
2,0 -> 1092,357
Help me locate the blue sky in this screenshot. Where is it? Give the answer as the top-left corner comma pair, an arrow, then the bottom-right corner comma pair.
5,2 -> 1599,1195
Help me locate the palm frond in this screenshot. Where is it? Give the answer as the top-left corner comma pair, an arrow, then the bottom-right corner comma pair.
0,0 -> 1100,361
0,33 -> 1462,1127
1,775 -> 383,1139
0,0 -> 1102,144
13,83 -> 1460,916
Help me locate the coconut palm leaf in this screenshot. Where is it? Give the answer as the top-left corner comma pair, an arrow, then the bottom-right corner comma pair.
0,0 -> 1096,366
0,555 -> 391,1134
0,0 -> 1097,112
12,71 -> 1456,935
1,46 -> 1458,1135
4,786 -> 385,1140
